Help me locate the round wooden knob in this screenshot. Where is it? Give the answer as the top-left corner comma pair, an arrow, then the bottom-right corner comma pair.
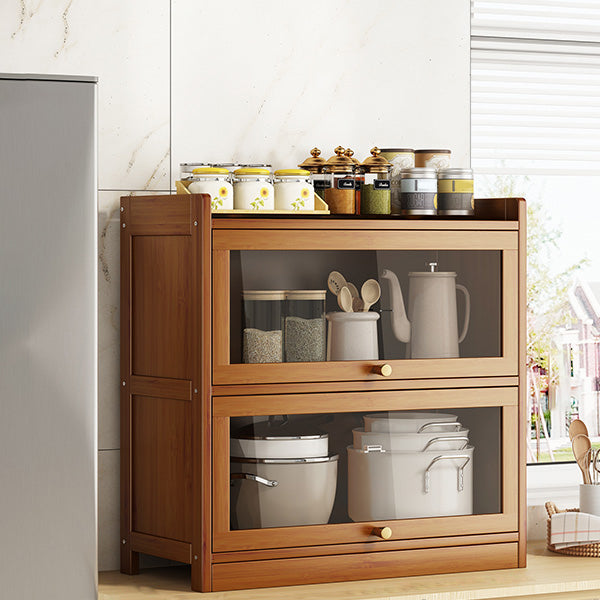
373,526 -> 392,540
372,364 -> 392,377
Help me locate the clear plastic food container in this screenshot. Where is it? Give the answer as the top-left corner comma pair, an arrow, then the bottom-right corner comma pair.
284,290 -> 326,362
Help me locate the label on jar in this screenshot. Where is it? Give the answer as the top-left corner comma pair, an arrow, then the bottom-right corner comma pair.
437,192 -> 474,214
314,179 -> 331,193
374,179 -> 391,190
336,178 -> 356,190
400,192 -> 437,213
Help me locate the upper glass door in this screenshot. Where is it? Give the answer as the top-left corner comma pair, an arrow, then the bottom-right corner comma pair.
212,227 -> 519,384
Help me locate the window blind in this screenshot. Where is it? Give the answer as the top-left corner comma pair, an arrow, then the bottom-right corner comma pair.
471,0 -> 600,175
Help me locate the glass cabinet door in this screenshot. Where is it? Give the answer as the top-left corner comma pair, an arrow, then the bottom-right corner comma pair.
212,227 -> 518,384
212,388 -> 519,552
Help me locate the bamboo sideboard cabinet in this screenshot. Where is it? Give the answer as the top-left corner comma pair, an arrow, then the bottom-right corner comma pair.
120,194 -> 526,592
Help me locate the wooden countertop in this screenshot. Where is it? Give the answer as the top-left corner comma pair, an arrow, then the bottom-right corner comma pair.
98,542 -> 600,599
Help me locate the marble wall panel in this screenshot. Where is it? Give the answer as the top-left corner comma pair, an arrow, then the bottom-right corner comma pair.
171,0 -> 470,184
0,0 -> 170,190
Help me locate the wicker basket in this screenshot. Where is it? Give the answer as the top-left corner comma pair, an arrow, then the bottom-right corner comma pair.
545,501 -> 600,557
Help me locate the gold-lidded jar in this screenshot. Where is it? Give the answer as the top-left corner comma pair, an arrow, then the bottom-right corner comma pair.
298,148 -> 328,202
345,148 -> 362,214
358,147 -> 392,215
322,146 -> 356,215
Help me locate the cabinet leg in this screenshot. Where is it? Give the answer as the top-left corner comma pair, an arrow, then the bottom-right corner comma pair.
120,544 -> 139,575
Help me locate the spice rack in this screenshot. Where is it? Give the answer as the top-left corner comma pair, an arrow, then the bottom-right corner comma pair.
120,194 -> 527,592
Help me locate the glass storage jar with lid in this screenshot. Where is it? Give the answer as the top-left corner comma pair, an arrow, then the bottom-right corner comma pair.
233,168 -> 274,211
298,148 -> 327,202
273,169 -> 314,211
322,146 -> 356,214
345,148 -> 361,214
284,290 -> 326,362
187,167 -> 233,211
242,291 -> 285,363
358,147 -> 392,215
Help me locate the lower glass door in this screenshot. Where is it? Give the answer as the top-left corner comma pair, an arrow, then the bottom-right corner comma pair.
213,388 -> 519,552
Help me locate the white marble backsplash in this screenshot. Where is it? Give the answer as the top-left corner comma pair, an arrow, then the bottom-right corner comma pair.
171,0 -> 470,183
2,0 -> 470,573
0,0 -> 170,191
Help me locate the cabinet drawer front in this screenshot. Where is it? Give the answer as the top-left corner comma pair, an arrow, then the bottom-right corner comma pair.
213,387 -> 519,553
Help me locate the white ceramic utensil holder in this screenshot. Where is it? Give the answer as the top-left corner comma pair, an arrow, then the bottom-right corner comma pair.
580,484 -> 600,516
326,311 -> 379,361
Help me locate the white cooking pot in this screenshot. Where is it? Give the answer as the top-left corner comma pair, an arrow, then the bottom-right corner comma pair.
231,455 -> 338,529
352,427 -> 469,452
347,445 -> 473,521
363,411 -> 458,433
230,416 -> 329,459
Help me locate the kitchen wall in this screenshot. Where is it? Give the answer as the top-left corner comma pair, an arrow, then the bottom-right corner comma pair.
0,0 -> 470,570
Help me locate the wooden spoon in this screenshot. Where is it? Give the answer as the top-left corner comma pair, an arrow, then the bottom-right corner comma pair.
346,282 -> 360,298
569,419 -> 589,442
328,271 -> 347,295
572,433 -> 592,485
337,286 -> 353,312
361,279 -> 381,312
352,297 -> 365,312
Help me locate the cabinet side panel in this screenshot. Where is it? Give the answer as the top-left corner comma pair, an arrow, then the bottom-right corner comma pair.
131,236 -> 192,379
132,394 -> 192,541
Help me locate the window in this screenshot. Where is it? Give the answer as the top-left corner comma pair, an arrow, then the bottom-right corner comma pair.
472,0 -> 600,464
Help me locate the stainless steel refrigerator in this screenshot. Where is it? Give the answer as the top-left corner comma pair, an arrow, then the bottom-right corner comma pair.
0,74 -> 97,599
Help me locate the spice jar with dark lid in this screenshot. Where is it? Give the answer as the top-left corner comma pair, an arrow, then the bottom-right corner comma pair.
358,147 -> 391,215
322,146 -> 356,214
299,148 -> 328,202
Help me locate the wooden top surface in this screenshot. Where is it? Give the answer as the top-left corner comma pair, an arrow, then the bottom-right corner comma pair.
99,543 -> 600,600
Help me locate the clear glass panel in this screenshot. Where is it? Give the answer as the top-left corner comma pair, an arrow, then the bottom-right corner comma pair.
229,250 -> 502,364
229,408 -> 502,530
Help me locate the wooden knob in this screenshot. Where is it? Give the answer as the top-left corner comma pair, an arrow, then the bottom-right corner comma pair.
373,526 -> 392,540
372,364 -> 392,377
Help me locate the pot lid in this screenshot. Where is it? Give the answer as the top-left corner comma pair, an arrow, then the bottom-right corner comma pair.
409,262 -> 456,277
359,147 -> 392,173
233,416 -> 328,441
323,146 -> 355,173
231,454 -> 339,464
298,148 -> 326,173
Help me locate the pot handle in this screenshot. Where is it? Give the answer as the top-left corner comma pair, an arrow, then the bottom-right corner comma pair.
230,473 -> 278,488
422,437 -> 469,451
456,284 -> 471,344
424,454 -> 471,493
418,421 -> 462,433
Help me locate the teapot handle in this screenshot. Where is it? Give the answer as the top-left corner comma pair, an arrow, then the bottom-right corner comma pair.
456,284 -> 470,343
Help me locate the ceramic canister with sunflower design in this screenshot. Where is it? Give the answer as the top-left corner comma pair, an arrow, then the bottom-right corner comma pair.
232,168 -> 274,211
273,169 -> 314,211
188,167 -> 233,211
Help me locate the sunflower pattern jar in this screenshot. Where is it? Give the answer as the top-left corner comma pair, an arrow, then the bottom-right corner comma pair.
273,169 -> 314,211
232,168 -> 274,210
187,167 -> 233,211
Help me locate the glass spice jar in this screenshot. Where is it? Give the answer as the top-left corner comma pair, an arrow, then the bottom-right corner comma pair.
345,148 -> 361,213
232,168 -> 274,211
273,169 -> 314,211
358,147 -> 392,215
298,148 -> 328,201
187,167 -> 233,211
322,146 -> 356,214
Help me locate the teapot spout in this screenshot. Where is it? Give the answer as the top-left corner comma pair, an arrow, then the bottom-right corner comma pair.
380,269 -> 411,343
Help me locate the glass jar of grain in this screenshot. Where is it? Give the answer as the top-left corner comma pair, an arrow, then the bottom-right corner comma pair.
284,290 -> 326,362
322,146 -> 356,214
358,147 -> 392,215
242,291 -> 285,363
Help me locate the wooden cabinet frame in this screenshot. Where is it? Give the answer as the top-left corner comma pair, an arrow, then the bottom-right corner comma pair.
120,195 -> 527,592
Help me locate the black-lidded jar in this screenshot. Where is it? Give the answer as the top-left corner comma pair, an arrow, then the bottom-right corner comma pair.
437,168 -> 474,216
399,168 -> 437,215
